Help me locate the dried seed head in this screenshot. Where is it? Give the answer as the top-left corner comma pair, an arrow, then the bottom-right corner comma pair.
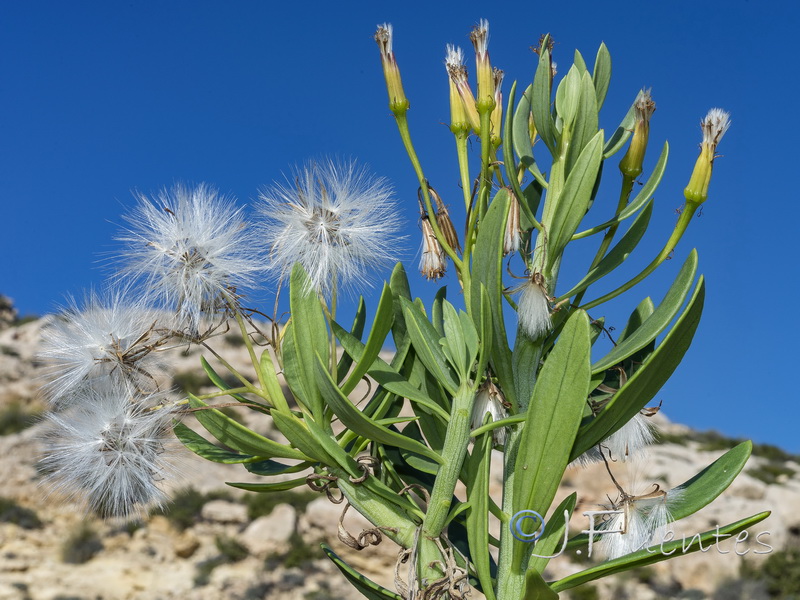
503,192 -> 521,255
419,217 -> 446,281
429,187 -> 461,253
471,380 -> 509,445
259,159 -> 403,297
599,486 -> 684,559
517,272 -> 551,339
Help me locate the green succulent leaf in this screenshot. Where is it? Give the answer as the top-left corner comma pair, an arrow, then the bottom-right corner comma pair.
524,570 -> 559,600
466,422 -> 496,600
559,199 -> 653,300
592,42 -> 611,110
226,477 -> 308,492
592,249 -> 697,373
548,130 -> 604,261
173,421 -> 262,464
400,297 -> 459,393
188,395 -> 310,461
322,544 -> 404,600
603,97 -> 636,157
532,40 -> 556,153
285,264 -> 329,422
314,353 -> 444,465
199,357 -> 249,404
572,276 -> 704,459
331,320 -> 449,420
513,310 -> 591,521
527,493 -> 577,573
470,188 -> 516,407
553,511 -> 770,593
341,283 -> 395,395
337,296 -> 366,383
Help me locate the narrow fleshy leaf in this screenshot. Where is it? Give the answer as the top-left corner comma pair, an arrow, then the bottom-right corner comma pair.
314,353 -> 444,465
337,296 -> 366,383
592,250 -> 697,373
287,263 -> 329,421
592,43 -> 611,110
466,425 -> 496,600
553,512 -> 770,592
400,297 -> 459,394
322,544 -> 404,600
173,421 -> 262,464
572,277 -> 704,459
470,188 -> 516,408
514,311 -> 591,521
341,283 -> 394,395
188,395 -> 310,461
559,200 -> 653,300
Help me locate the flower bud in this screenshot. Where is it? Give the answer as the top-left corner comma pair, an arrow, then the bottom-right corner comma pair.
619,89 -> 655,179
374,24 -> 409,115
446,46 -> 481,134
490,67 -> 504,146
684,108 -> 731,205
470,19 -> 495,114
445,45 -> 471,135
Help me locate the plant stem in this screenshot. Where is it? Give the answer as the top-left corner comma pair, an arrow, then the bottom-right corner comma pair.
393,113 -> 463,271
571,174 -> 635,308
579,200 -> 699,310
417,383 -> 475,581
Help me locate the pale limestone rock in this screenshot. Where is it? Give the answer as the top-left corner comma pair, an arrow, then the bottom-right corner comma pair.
173,530 -> 200,558
200,500 -> 248,524
240,503 -> 296,556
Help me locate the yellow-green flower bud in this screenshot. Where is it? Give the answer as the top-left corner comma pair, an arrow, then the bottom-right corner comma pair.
374,24 -> 409,115
445,45 -> 470,135
490,67 -> 504,147
619,88 -> 656,179
684,108 -> 731,204
470,19 -> 495,114
446,49 -> 481,134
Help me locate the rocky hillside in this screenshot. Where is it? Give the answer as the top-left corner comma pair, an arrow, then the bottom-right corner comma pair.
0,311 -> 797,600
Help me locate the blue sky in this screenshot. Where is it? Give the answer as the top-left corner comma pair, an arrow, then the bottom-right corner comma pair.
2,1 -> 799,451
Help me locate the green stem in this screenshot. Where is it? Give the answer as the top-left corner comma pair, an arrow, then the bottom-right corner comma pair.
495,427 -> 526,600
393,113 -> 463,271
232,308 -> 267,392
579,200 -> 699,310
417,384 -> 475,582
455,132 -> 472,213
201,339 -> 260,397
571,174 -> 635,308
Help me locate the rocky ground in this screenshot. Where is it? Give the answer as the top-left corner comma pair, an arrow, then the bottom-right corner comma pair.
0,309 -> 797,600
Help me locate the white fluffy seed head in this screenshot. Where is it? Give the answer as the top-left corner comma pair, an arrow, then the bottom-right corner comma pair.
517,274 -> 551,339
598,487 -> 684,559
38,381 -> 179,518
573,412 -> 656,467
471,380 -> 508,445
116,183 -> 262,333
38,288 -> 169,406
259,159 -> 403,297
